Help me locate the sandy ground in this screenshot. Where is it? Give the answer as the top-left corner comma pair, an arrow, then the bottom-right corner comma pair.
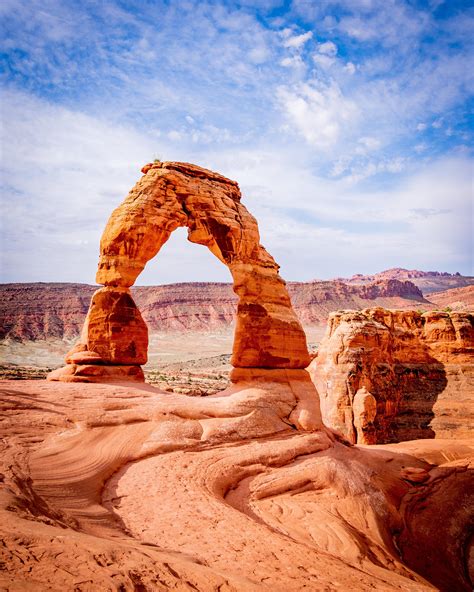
0,378 -> 472,591
0,326 -> 326,394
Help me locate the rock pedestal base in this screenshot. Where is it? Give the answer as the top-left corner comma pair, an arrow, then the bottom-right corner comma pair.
47,364 -> 144,383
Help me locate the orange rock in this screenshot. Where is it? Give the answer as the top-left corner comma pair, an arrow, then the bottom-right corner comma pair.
400,467 -> 430,484
49,286 -> 148,382
353,387 -> 377,445
309,308 -> 474,443
3,379 -> 472,591
47,363 -> 145,382
50,161 -> 309,382
72,287 -> 148,365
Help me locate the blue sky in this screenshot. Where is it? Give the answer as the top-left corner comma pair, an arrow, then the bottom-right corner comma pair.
1,0 -> 473,284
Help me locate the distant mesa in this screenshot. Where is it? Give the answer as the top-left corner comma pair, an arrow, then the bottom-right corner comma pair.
334,267 -> 473,294
4,276 -> 471,342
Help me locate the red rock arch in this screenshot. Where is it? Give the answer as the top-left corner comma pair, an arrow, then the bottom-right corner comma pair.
49,162 -> 309,382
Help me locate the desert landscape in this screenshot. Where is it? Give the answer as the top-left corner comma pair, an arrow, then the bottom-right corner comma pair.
1,268 -> 472,394
0,161 -> 473,592
2,2 -> 474,591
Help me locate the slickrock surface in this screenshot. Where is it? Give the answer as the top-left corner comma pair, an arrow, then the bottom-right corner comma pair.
310,308 -> 474,443
0,278 -> 433,341
1,379 -> 473,591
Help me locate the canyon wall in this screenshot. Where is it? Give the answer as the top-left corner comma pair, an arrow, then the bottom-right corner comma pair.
309,308 -> 474,443
0,278 -> 432,341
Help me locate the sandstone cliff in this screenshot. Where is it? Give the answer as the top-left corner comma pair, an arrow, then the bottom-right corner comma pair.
310,308 -> 474,443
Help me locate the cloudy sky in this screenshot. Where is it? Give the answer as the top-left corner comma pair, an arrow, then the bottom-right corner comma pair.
1,0 -> 473,285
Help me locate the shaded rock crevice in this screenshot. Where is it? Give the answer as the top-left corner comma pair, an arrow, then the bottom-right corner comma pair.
310,308 -> 474,443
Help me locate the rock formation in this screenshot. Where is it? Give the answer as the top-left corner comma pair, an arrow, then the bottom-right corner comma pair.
310,308 -> 474,443
48,161 -> 310,382
338,268 -> 474,292
1,379 -> 472,591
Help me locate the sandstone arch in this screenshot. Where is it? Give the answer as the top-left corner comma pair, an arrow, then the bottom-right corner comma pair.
49,161 -> 310,382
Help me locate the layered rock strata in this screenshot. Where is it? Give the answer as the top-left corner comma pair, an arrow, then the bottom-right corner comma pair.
310,308 -> 474,443
49,161 -> 309,382
1,379 -> 472,591
0,277 -> 435,340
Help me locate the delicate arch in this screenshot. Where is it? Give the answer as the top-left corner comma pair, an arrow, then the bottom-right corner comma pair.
49,162 -> 310,382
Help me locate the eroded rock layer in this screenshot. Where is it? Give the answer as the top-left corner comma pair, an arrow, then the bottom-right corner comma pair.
1,379 -> 472,591
50,161 -> 309,382
310,308 -> 474,443
0,277 -> 436,340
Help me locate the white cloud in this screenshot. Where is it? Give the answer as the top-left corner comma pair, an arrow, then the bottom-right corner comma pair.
344,62 -> 356,74
416,123 -> 427,131
312,53 -> 335,69
277,82 -> 358,149
282,30 -> 313,49
357,136 -> 381,150
317,41 -> 337,56
280,55 -> 305,69
248,45 -> 270,64
312,41 -> 337,69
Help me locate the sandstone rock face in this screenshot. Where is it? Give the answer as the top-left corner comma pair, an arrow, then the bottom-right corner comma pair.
65,287 -> 148,365
352,386 -> 377,444
309,308 -> 474,443
49,162 -> 309,381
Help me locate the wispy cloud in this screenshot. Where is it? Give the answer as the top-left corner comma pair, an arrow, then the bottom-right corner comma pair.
0,0 -> 473,282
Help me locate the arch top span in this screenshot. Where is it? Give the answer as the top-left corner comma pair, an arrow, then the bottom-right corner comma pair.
49,161 -> 310,383
96,160 -> 272,288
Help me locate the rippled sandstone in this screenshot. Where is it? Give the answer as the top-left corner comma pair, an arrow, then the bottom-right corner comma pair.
1,378 -> 473,591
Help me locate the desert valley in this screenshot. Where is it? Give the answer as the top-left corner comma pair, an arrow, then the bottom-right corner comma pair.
0,161 -> 473,591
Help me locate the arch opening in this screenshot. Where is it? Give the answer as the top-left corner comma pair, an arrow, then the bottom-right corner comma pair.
48,161 -> 310,383
137,226 -> 233,285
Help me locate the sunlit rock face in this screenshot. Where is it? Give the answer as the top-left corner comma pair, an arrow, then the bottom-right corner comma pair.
309,308 -> 474,443
2,378 -> 472,592
48,161 -> 309,382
